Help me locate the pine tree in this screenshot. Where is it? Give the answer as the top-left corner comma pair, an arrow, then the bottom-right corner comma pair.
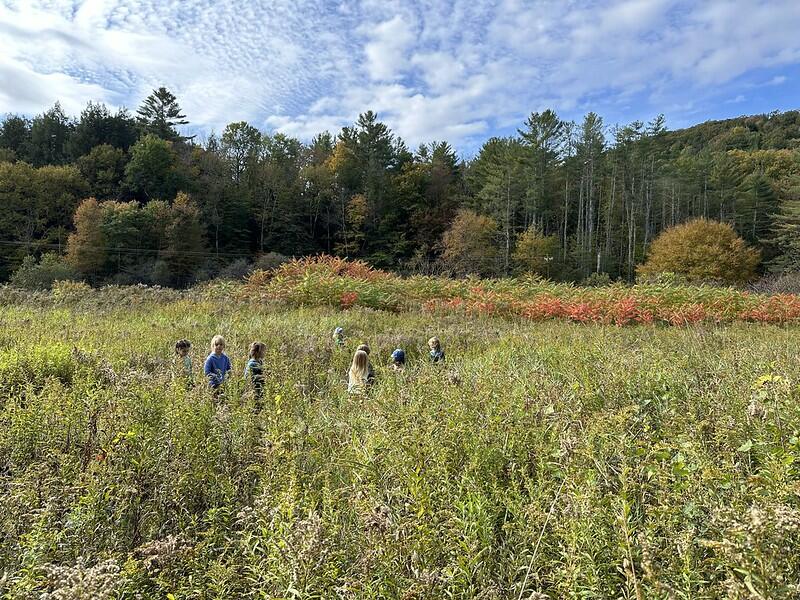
0,114 -> 31,161
28,103 -> 73,166
766,186 -> 800,273
68,102 -> 138,158
737,174 -> 779,245
469,137 -> 527,274
518,110 -> 565,231
136,87 -> 191,142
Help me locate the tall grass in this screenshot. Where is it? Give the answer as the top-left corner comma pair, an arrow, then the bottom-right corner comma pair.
0,285 -> 799,598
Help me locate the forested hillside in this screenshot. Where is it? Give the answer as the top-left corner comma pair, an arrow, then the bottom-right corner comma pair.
1,88 -> 799,286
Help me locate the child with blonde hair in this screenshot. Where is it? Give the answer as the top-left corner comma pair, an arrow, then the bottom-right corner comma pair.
204,334 -> 232,390
348,349 -> 372,393
244,341 -> 267,401
428,337 -> 445,363
357,343 -> 376,382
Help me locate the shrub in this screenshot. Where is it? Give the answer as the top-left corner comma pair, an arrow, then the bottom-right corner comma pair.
254,252 -> 289,272
513,226 -> 559,276
749,272 -> 800,295
582,272 -> 613,287
0,284 -> 50,306
0,343 -> 77,389
238,255 -> 800,325
637,219 -> 760,285
150,260 -> 172,287
10,253 -> 78,290
51,280 -> 93,304
218,259 -> 253,281
635,271 -> 689,287
441,210 -> 500,277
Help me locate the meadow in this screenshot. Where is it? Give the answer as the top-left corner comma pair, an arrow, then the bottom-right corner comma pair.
1,273 -> 800,599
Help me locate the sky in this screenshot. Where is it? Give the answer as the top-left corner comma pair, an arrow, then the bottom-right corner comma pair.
1,0 -> 799,154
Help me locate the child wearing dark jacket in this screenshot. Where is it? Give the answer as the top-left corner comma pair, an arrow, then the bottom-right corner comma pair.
244,341 -> 266,400
428,337 -> 445,363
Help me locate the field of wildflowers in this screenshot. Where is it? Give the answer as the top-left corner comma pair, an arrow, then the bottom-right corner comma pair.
1,274 -> 799,598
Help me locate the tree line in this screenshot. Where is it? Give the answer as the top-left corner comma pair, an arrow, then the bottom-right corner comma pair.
2,86 -> 799,286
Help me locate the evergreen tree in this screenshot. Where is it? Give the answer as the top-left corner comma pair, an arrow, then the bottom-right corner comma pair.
574,112 -> 605,276
0,115 -> 31,161
737,174 -> 779,245
518,110 -> 566,230
136,87 -> 191,142
300,133 -> 337,253
0,161 -> 37,277
68,102 -> 138,158
28,103 -> 73,166
469,137 -> 527,273
767,199 -> 800,272
766,176 -> 800,272
190,143 -> 249,255
252,133 -> 306,254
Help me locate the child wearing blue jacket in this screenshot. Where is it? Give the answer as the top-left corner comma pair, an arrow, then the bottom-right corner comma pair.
204,335 -> 232,390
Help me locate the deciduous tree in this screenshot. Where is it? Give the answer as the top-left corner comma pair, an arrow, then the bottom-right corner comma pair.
441,209 -> 500,276
637,218 -> 760,284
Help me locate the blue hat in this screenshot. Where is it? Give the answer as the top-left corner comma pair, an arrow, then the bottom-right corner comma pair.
334,327 -> 344,334
391,348 -> 405,364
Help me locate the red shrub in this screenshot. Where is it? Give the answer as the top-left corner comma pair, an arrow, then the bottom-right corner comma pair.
566,302 -> 605,324
340,291 -> 359,309
242,254 -> 800,327
612,297 -> 655,326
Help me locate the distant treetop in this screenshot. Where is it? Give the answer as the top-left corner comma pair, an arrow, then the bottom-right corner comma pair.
136,87 -> 192,142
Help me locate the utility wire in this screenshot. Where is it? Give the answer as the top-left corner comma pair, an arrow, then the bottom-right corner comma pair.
0,239 -> 260,259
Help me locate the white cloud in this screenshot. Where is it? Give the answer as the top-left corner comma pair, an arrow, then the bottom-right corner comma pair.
1,0 -> 799,151
0,56 -> 112,114
362,14 -> 417,81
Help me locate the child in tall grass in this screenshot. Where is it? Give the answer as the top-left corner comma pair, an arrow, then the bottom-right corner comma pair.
348,349 -> 373,393
428,337 -> 445,363
244,341 -> 266,402
390,348 -> 406,371
174,339 -> 194,388
204,335 -> 232,391
333,327 -> 345,348
357,343 -> 376,381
